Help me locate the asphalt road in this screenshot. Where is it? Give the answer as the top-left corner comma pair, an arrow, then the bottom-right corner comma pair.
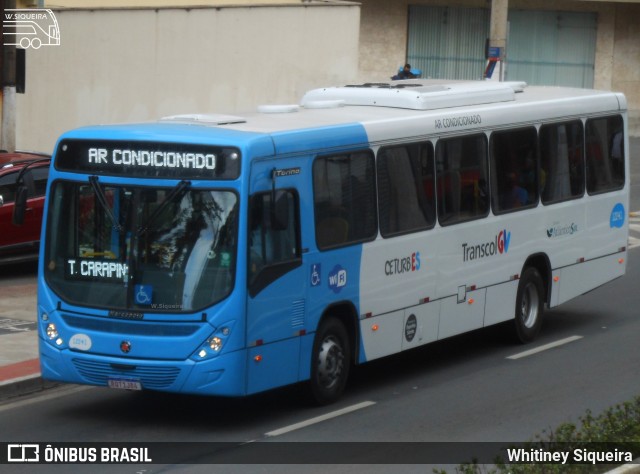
2,246 -> 640,474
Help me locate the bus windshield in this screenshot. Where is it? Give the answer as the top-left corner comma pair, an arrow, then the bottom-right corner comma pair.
45,180 -> 238,313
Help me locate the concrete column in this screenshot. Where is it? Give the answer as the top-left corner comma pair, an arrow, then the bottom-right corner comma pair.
1,86 -> 16,153
1,0 -> 17,152
488,0 -> 509,81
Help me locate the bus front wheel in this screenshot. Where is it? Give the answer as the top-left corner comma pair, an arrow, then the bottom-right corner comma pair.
514,267 -> 545,343
309,317 -> 350,405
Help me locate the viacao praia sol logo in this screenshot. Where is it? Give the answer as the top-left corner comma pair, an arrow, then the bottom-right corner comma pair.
3,9 -> 61,50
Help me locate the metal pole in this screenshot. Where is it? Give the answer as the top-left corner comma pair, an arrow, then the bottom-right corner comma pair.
1,0 -> 17,152
488,0 -> 509,81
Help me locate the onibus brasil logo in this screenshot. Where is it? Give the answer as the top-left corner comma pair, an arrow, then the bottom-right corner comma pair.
3,9 -> 60,50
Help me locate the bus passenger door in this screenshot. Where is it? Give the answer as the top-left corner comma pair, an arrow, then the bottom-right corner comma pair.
245,178 -> 305,395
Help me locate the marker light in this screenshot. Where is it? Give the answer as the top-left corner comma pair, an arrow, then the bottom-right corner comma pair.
372,324 -> 379,332
46,323 -> 58,340
55,338 -> 64,346
198,349 -> 207,358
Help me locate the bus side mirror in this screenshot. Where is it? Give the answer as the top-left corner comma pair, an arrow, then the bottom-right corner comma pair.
12,185 -> 28,225
271,190 -> 289,231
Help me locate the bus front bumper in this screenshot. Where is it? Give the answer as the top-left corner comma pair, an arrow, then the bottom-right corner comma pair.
39,337 -> 248,397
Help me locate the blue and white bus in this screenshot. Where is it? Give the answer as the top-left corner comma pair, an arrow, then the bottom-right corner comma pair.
35,80 -> 628,404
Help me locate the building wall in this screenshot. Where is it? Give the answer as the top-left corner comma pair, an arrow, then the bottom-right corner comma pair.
16,4 -> 360,153
357,0 -> 640,133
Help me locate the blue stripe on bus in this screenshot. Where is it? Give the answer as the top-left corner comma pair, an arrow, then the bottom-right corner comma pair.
270,123 -> 369,155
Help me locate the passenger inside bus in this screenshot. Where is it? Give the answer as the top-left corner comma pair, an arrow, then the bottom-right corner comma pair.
502,171 -> 529,208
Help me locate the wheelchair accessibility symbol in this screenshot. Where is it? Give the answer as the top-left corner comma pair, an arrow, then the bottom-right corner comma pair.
310,264 -> 321,287
135,284 -> 153,305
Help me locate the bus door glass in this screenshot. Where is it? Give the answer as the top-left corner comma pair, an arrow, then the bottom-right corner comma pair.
246,161 -> 303,392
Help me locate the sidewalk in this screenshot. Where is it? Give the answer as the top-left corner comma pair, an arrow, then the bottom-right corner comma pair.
0,278 -> 54,400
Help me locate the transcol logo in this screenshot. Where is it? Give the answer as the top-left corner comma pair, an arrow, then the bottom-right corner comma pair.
462,229 -> 511,262
3,9 -> 61,50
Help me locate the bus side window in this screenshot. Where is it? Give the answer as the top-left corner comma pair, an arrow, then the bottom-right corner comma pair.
313,151 -> 377,249
377,142 -> 435,237
490,127 -> 538,213
436,134 -> 489,225
540,120 -> 584,204
248,190 -> 301,296
586,115 -> 625,194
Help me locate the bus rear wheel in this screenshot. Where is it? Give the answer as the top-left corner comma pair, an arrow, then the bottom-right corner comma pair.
309,317 -> 350,405
514,267 -> 545,343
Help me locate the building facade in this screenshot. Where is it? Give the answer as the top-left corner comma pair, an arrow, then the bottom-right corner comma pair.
357,0 -> 640,132
8,0 -> 640,153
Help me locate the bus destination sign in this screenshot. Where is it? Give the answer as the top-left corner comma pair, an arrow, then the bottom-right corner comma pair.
55,139 -> 241,180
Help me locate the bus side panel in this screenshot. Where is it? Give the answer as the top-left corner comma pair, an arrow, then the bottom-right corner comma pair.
484,280 -> 519,327
358,310 -> 403,361
401,302 -> 440,351
437,288 -> 486,340
298,333 -> 315,382
359,233 -> 437,361
554,253 -> 626,306
585,195 -> 628,261
551,193 -> 627,306
246,338 -> 301,395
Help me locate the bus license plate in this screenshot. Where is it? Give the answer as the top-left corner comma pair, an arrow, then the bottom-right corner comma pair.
107,378 -> 142,391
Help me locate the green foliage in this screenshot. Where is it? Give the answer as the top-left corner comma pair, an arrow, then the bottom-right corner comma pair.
435,396 -> 640,474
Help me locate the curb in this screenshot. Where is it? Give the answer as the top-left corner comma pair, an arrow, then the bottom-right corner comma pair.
0,374 -> 58,401
0,359 -> 58,401
606,460 -> 640,474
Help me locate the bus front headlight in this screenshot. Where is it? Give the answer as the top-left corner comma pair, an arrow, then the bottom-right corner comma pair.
46,323 -> 59,340
208,336 -> 223,352
191,324 -> 233,361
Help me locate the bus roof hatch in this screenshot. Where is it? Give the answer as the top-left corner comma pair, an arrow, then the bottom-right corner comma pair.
300,81 -> 527,111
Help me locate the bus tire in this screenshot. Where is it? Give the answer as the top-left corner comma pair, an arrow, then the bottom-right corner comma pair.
514,267 -> 545,343
309,317 -> 350,405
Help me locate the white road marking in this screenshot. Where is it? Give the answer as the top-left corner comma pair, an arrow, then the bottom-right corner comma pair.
265,400 -> 376,437
506,335 -> 583,360
629,212 -> 640,249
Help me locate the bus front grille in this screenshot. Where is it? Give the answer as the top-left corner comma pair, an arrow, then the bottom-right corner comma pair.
72,358 -> 181,389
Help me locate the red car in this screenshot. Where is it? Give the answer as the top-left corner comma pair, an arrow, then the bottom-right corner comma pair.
0,151 -> 51,265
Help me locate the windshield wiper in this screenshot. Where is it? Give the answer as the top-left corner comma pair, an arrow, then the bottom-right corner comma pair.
136,180 -> 191,236
88,175 -> 123,234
